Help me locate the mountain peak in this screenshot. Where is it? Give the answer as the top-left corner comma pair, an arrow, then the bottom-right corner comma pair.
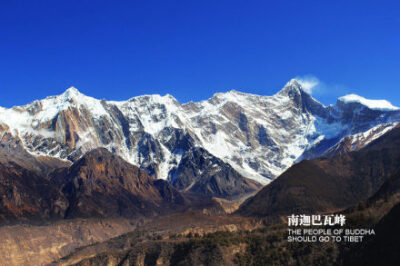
228,89 -> 240,94
338,94 -> 399,111
163,93 -> 180,103
62,86 -> 82,99
285,78 -> 302,88
278,79 -> 304,96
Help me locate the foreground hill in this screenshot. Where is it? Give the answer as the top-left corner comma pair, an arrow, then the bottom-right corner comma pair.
0,148 -> 228,224
0,161 -> 67,223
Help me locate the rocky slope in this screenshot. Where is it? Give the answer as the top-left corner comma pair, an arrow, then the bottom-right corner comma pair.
52,213 -> 261,266
55,148 -> 189,219
0,218 -> 139,266
1,79 -> 399,187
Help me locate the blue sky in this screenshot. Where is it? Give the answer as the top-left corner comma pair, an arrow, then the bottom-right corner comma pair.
1,0 -> 399,107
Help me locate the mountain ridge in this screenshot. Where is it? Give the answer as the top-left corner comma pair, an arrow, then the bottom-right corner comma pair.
1,79 -> 399,187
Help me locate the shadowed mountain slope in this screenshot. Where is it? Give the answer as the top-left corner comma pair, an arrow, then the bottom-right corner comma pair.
0,162 -> 67,223
0,148 -> 211,223
170,147 -> 261,199
55,148 -> 190,218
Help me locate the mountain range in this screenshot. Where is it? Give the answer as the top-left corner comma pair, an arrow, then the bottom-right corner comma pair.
1,79 -> 399,195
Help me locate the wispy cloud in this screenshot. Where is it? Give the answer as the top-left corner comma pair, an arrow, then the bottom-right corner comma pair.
295,75 -> 320,95
292,75 -> 350,105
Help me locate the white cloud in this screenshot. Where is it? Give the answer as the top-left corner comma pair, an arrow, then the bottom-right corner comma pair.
295,75 -> 320,95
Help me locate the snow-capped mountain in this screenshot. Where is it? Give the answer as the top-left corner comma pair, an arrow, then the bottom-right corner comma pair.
0,79 -> 399,185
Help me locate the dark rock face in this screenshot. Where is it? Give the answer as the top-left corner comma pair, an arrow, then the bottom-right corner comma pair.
158,127 -> 195,152
136,133 -> 164,177
0,162 -> 67,223
153,179 -> 188,205
237,126 -> 400,217
170,148 -> 261,199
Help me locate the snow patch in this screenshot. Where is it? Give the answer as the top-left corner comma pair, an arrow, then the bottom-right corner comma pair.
339,94 -> 399,111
